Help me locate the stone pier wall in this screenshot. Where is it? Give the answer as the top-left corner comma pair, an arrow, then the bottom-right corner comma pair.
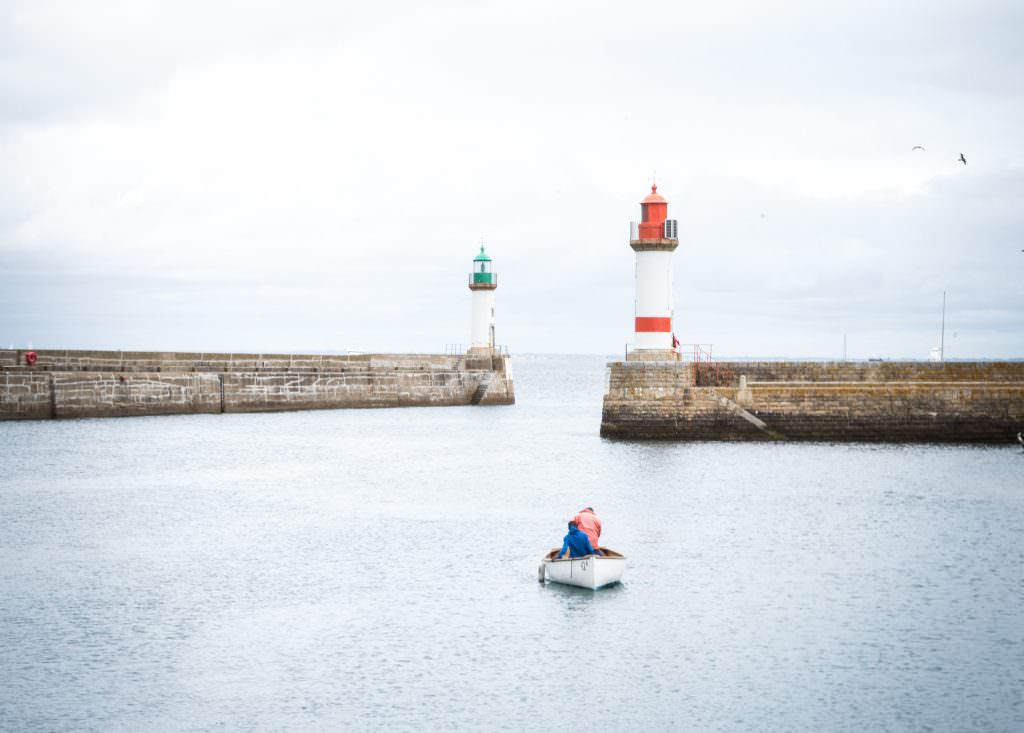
601,360 -> 1024,443
695,360 -> 1024,385
0,349 -> 515,420
0,373 -> 55,420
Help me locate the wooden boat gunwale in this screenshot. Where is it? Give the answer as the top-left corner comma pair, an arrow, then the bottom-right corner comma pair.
543,548 -> 625,562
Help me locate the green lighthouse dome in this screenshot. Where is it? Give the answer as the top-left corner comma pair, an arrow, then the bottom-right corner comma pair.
472,245 -> 494,285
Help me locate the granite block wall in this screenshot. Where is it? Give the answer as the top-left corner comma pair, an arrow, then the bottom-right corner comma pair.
697,360 -> 1024,385
0,350 -> 514,420
53,372 -> 222,419
0,373 -> 54,420
602,360 -> 1024,443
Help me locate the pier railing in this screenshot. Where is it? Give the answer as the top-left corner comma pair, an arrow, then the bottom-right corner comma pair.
685,344 -> 734,386
622,343 -> 734,386
443,344 -> 510,356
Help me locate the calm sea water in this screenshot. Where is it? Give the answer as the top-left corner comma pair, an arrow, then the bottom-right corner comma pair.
1,354 -> 1022,732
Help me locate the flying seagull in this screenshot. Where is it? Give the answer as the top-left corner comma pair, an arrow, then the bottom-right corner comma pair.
911,145 -> 925,151
959,153 -> 967,165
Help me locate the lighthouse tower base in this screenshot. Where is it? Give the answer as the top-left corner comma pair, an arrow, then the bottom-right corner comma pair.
626,349 -> 680,362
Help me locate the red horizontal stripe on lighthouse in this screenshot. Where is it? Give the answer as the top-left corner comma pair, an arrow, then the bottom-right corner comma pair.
635,317 -> 672,332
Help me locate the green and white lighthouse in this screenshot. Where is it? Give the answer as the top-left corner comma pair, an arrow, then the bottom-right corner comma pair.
468,245 -> 498,353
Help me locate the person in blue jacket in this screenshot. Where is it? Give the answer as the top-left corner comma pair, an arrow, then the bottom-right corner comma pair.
558,520 -> 597,559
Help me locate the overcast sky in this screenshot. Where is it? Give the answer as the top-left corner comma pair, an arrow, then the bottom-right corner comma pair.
2,0 -> 1022,358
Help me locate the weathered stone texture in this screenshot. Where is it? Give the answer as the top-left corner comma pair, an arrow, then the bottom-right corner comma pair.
697,360 -> 1024,385
602,360 -> 1024,443
53,373 -> 222,419
223,370 -> 482,412
473,354 -> 515,406
0,349 -> 471,374
0,350 -> 514,420
625,350 -> 680,363
0,373 -> 53,419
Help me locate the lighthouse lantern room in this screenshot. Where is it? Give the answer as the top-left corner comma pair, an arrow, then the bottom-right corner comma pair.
468,246 -> 498,354
628,183 -> 680,361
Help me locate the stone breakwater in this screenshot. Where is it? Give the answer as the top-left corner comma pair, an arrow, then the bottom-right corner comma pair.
0,349 -> 514,420
601,360 -> 1024,443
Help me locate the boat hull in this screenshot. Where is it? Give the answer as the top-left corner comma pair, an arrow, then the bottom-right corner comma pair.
542,549 -> 625,590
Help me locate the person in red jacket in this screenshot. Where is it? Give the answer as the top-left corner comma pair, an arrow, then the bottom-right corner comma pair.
573,507 -> 602,553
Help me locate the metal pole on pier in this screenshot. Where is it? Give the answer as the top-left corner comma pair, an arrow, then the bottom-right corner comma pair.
940,291 -> 946,362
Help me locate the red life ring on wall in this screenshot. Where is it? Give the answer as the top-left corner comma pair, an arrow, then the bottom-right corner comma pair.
25,351 -> 38,366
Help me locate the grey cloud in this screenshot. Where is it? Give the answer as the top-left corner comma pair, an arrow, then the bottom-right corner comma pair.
0,1 -> 393,125
673,167 -> 1024,356
2,1 -> 1023,358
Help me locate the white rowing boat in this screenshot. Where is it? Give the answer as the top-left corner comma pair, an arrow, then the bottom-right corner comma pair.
540,548 -> 626,590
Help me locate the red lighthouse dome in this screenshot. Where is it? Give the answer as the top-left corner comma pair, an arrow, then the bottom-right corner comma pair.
638,184 -> 669,240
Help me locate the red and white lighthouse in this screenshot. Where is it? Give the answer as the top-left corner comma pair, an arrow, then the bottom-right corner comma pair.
628,183 -> 679,360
